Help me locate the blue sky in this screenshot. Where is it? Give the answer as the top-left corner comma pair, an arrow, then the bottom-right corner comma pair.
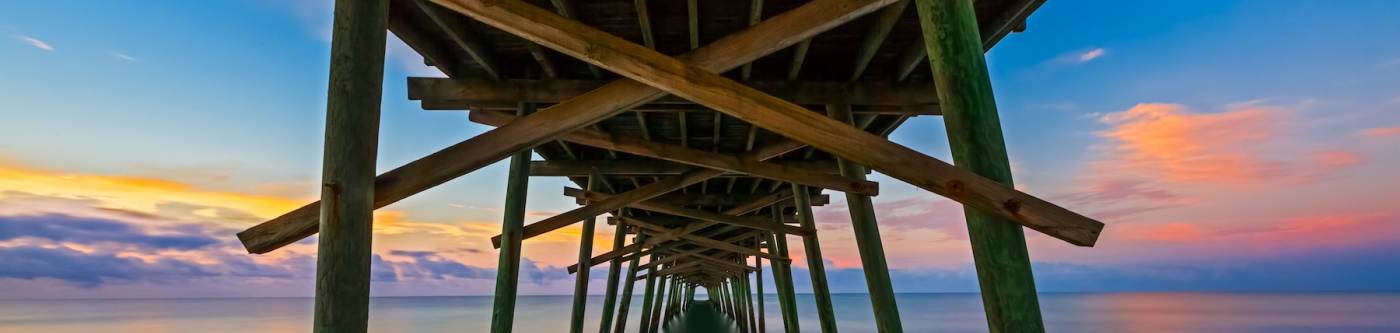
1,0 -> 1399,298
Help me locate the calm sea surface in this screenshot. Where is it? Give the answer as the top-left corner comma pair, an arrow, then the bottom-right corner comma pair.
1,293 -> 1398,332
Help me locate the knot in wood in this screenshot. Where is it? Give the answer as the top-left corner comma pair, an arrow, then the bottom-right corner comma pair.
1002,198 -> 1022,214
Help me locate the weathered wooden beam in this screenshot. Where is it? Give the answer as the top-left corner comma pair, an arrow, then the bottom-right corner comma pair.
623,217 -> 773,261
850,0 -> 910,81
471,111 -> 877,195
409,77 -> 940,109
236,0 -> 887,255
489,139 -> 808,248
412,0 -> 499,79
313,1 -> 387,331
574,189 -> 810,237
566,191 -> 798,274
438,0 -> 1102,246
918,0 -> 1047,330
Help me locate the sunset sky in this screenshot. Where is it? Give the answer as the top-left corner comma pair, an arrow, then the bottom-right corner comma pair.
2,0 -> 1399,298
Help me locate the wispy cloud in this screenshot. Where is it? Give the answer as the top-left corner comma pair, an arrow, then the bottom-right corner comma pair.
109,51 -> 136,62
1078,48 -> 1106,63
1357,126 -> 1400,138
15,35 -> 54,51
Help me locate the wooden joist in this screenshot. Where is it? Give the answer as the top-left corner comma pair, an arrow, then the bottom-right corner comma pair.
568,193 -> 789,274
570,188 -> 806,237
470,111 -> 877,195
408,77 -> 940,110
531,160 -> 839,178
411,0 -> 499,79
850,0 -> 909,81
236,0 -> 893,254
488,137 -> 807,248
436,0 -> 1103,246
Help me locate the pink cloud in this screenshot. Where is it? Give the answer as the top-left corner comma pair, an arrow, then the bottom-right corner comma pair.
1357,126 -> 1400,138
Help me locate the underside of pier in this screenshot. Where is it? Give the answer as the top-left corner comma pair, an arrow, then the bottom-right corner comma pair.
232,0 -> 1106,332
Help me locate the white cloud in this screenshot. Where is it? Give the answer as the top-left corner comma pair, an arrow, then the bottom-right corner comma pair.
1078,48 -> 1106,63
16,35 -> 54,51
109,51 -> 137,62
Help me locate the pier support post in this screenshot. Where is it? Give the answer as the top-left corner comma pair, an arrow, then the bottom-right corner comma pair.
491,104 -> 535,333
613,236 -> 644,333
915,0 -> 1044,331
569,176 -> 600,333
793,184 -> 839,332
767,231 -> 801,333
311,0 -> 387,331
827,104 -> 904,332
754,239 -> 767,333
648,275 -> 668,332
637,256 -> 660,332
597,225 -> 628,333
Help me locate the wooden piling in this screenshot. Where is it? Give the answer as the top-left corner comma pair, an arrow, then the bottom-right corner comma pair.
826,103 -> 905,332
311,0 -> 387,331
637,256 -> 660,332
915,0 -> 1045,331
648,275 -> 669,332
569,175 -> 600,333
597,225 -> 628,333
490,105 -> 535,333
613,237 -> 644,333
767,231 -> 801,333
755,240 -> 767,333
792,184 -> 839,332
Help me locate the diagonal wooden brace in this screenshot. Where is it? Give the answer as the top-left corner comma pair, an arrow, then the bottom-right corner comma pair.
234,0 -> 900,254
435,0 -> 1103,246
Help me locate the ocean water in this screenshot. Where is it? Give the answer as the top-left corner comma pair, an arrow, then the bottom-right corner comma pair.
1,293 -> 1398,332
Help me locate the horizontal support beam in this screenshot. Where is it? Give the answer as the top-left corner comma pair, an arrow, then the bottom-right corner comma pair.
490,140 -> 809,248
531,160 -> 845,177
237,0 -> 893,254
410,77 -> 940,111
442,0 -> 1103,246
571,189 -> 825,207
622,217 -> 773,260
472,111 -> 878,195
569,188 -> 808,236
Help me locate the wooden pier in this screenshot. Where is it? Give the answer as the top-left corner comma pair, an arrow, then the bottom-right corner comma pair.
233,0 -> 1105,331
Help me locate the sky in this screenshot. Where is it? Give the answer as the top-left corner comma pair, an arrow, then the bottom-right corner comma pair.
1,0 -> 1399,299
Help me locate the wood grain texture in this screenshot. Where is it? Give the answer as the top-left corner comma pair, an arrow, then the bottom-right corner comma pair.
311,0 -> 387,331
917,0 -> 1046,330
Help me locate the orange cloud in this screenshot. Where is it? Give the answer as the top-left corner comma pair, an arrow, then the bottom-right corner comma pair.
1091,103 -> 1364,186
1095,103 -> 1285,184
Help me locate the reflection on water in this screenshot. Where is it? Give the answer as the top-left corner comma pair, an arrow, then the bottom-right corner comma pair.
1,293 -> 1397,332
